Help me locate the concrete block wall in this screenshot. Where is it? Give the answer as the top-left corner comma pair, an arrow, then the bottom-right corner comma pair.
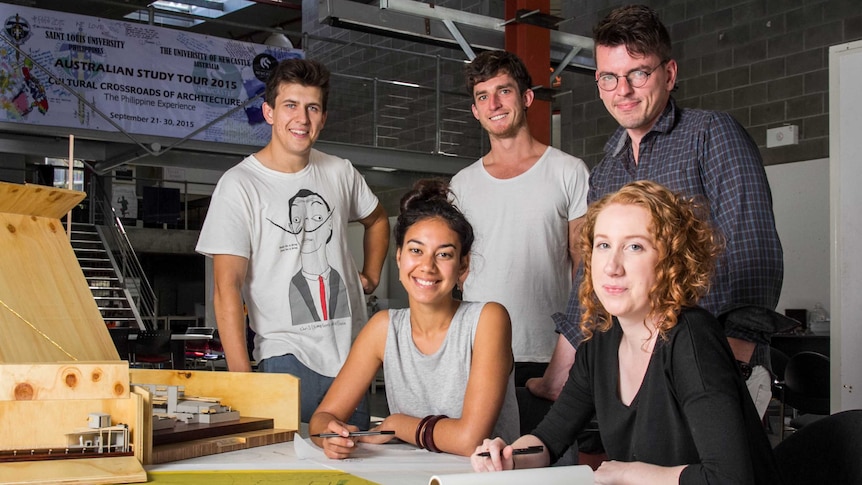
298,0 -> 861,169
560,0 -> 862,167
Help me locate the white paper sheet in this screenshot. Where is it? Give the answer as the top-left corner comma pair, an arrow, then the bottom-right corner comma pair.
294,436 -> 474,484
429,465 -> 594,485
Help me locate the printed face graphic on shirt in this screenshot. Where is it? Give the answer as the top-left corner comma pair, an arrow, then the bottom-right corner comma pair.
266,189 -> 350,326
288,191 -> 333,252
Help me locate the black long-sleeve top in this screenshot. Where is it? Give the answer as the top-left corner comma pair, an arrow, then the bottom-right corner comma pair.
533,307 -> 781,485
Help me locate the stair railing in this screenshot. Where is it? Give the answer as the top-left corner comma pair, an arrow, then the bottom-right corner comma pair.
89,176 -> 158,331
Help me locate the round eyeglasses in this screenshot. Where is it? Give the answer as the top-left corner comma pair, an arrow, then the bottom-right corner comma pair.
596,60 -> 668,91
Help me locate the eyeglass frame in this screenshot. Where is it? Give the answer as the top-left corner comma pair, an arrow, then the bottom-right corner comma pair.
595,59 -> 670,91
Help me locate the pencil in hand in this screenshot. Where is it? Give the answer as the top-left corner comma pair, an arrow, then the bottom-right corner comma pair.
477,445 -> 544,457
311,430 -> 396,438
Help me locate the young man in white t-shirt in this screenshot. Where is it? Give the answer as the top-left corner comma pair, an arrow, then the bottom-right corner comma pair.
449,51 -> 589,434
196,59 -> 389,426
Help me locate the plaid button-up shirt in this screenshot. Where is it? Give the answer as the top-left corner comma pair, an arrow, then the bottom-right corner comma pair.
555,98 -> 783,367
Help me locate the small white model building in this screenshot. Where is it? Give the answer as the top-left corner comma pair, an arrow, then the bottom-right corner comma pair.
133,383 -> 240,425
88,413 -> 111,429
67,414 -> 130,454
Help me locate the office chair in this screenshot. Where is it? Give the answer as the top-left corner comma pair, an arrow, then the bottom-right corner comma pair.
773,410 -> 862,485
129,330 -> 174,369
775,351 -> 830,440
184,327 -> 224,370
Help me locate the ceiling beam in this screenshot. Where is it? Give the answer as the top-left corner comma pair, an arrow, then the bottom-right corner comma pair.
319,0 -> 595,72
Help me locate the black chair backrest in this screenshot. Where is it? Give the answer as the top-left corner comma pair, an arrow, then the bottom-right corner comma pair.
135,330 -> 172,355
774,410 -> 862,485
784,351 -> 830,398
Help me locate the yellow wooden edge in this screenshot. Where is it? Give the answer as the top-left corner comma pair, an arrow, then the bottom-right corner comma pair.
0,181 -> 85,219
147,469 -> 378,484
0,456 -> 146,485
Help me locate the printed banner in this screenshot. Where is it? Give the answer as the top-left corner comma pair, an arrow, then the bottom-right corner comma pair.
0,4 -> 303,146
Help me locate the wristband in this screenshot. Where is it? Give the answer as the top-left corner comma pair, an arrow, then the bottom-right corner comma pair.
423,415 -> 448,453
415,415 -> 433,449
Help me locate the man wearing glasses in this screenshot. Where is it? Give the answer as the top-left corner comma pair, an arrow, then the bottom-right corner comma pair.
528,4 -> 783,422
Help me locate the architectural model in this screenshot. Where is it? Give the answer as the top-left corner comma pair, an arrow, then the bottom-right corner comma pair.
134,383 -> 240,426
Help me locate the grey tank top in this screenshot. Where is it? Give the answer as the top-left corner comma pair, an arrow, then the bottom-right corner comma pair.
383,301 -> 519,443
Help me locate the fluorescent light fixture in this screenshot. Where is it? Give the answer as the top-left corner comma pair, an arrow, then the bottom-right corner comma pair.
124,0 -> 255,28
369,166 -> 398,172
390,81 -> 420,88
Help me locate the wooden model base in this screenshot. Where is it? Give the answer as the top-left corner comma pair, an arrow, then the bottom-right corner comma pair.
151,428 -> 295,464
0,456 -> 145,485
129,369 -> 300,464
153,416 -> 275,446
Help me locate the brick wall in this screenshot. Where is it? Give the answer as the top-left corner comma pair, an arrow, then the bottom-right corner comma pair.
561,0 -> 862,167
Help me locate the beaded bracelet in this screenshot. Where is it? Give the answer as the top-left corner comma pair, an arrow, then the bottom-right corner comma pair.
423,414 -> 448,453
415,415 -> 434,449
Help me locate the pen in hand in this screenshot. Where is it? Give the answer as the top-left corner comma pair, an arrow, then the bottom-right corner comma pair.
312,430 -> 396,438
477,445 -> 544,457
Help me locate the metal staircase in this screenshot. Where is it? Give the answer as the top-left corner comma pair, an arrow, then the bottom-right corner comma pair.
71,223 -> 142,328
68,175 -> 160,331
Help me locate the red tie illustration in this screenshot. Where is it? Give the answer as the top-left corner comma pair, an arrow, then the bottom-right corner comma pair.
318,275 -> 328,320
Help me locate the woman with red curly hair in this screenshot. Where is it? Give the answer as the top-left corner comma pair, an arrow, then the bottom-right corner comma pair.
472,181 -> 780,485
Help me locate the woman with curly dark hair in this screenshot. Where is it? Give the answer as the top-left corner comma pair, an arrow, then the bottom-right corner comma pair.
310,178 -> 519,459
472,180 -> 780,485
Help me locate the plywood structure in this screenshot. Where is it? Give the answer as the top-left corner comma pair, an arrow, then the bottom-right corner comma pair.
1,456 -> 146,485
0,182 -> 118,363
0,182 -> 299,480
0,362 -> 146,484
0,182 -> 144,484
0,362 -> 130,401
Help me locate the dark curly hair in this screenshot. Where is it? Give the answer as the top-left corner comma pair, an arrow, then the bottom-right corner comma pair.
394,179 -> 474,257
593,4 -> 672,63
264,58 -> 330,111
463,50 -> 532,98
579,180 -> 723,341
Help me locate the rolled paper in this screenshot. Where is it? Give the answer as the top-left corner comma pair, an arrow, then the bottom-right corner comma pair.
429,464 -> 594,485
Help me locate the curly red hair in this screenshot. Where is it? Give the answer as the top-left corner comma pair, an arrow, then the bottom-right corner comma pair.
579,180 -> 723,341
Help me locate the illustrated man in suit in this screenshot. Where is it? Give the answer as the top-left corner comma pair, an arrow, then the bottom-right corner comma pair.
285,189 -> 350,325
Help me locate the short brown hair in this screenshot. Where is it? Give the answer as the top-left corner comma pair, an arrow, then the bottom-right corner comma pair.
463,50 -> 532,97
264,58 -> 330,111
579,180 -> 722,341
593,4 -> 672,62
